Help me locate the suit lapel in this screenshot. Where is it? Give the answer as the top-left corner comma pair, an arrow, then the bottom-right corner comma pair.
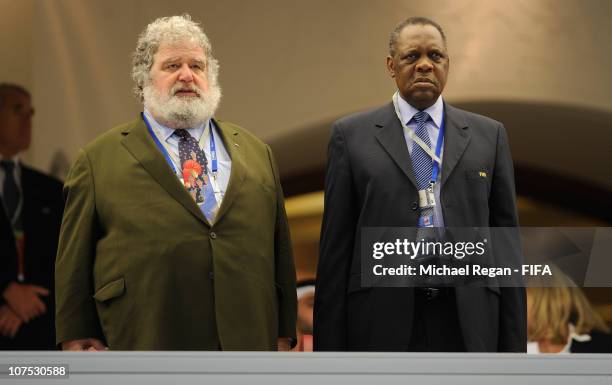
120,116 -> 208,226
374,103 -> 418,188
212,119 -> 246,224
441,103 -> 470,186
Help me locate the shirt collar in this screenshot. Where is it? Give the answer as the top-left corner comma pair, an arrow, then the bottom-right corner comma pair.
397,93 -> 444,129
0,155 -> 21,189
143,108 -> 207,142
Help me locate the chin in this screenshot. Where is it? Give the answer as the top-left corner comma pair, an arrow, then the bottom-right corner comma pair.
411,92 -> 438,106
410,98 -> 434,109
19,140 -> 31,151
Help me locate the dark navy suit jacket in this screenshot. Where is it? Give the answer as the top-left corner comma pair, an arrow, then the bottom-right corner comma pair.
314,102 -> 526,352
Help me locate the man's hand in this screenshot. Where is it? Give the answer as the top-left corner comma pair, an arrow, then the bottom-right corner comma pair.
62,338 -> 107,351
0,305 -> 23,338
277,337 -> 292,351
2,282 -> 49,322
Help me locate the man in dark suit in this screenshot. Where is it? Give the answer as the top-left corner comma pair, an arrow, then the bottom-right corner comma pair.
314,17 -> 526,352
0,83 -> 64,350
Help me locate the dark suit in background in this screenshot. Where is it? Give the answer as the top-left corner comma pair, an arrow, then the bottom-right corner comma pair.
0,165 -> 63,350
0,83 -> 63,350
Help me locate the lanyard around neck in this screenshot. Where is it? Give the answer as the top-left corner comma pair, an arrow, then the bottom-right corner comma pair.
142,112 -> 217,175
392,92 -> 445,184
142,113 -> 223,200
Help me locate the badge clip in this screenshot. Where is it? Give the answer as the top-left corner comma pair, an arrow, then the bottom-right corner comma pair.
418,184 -> 436,209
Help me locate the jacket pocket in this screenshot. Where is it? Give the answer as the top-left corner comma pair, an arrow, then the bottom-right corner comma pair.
93,277 -> 125,302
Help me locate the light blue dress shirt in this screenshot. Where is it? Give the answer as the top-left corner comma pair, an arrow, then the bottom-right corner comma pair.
143,109 -> 232,203
396,94 -> 445,227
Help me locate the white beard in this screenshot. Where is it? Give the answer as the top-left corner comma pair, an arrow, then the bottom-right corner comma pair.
143,81 -> 221,129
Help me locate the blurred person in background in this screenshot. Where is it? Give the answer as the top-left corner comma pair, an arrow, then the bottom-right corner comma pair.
527,267 -> 612,353
0,83 -> 63,350
292,280 -> 315,351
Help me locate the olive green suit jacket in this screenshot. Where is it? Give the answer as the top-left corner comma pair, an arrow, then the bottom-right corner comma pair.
55,116 -> 297,350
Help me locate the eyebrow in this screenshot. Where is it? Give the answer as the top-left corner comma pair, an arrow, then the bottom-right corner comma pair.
403,44 -> 445,51
161,57 -> 206,65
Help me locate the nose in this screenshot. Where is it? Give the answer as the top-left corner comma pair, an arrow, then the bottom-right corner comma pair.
177,63 -> 194,83
415,57 -> 433,73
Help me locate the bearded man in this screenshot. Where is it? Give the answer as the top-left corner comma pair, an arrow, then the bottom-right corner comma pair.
55,15 -> 297,351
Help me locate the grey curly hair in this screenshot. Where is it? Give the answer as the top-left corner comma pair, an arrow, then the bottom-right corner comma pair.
132,14 -> 220,100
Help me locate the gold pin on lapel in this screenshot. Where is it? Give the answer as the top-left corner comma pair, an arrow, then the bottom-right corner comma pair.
234,143 -> 240,147
479,171 -> 487,178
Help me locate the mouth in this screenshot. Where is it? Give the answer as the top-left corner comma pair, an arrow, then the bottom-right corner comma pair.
174,89 -> 199,97
413,78 -> 435,87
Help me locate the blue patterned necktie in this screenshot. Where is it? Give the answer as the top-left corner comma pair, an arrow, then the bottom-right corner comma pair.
174,129 -> 219,222
410,111 -> 436,227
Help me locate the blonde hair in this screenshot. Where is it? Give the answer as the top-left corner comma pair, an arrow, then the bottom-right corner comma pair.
527,267 -> 609,344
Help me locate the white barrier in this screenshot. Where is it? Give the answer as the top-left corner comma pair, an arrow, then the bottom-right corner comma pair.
1,352 -> 611,385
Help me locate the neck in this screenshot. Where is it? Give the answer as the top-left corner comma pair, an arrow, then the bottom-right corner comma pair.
412,100 -> 435,111
0,149 -> 19,159
146,109 -> 181,129
399,93 -> 438,111
145,108 -> 208,130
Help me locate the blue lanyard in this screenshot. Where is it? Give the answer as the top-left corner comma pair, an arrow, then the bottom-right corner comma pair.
142,112 -> 217,175
209,124 -> 218,175
430,113 -> 445,185
142,112 -> 177,174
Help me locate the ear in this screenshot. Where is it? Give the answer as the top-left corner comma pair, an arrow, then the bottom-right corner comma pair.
386,55 -> 396,78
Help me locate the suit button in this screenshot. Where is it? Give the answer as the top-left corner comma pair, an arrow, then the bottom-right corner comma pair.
210,232 -> 217,239
208,271 -> 214,280
411,202 -> 418,211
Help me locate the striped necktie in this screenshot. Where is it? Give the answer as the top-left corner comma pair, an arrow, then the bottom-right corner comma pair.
410,111 -> 436,227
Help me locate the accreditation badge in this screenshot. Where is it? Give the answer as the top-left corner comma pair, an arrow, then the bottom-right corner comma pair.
418,215 -> 434,228
418,186 -> 436,209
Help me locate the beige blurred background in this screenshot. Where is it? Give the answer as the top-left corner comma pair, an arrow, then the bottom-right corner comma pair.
2,0 -> 611,316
